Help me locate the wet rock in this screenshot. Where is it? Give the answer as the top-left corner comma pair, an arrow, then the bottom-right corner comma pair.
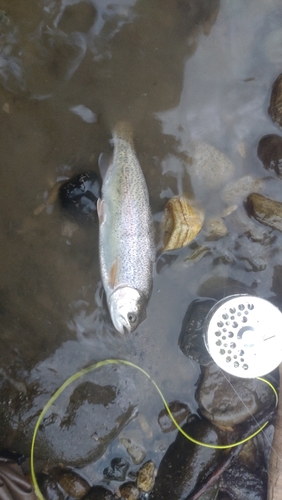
150,416 -> 224,500
137,460 -> 155,493
221,175 -> 263,205
103,457 -> 129,481
59,171 -> 101,223
269,73 -> 282,128
257,134 -> 282,178
197,276 -> 255,300
50,468 -> 91,498
58,3 -> 97,34
246,193 -> 282,232
32,367 -> 139,468
220,462 -> 267,500
119,437 -> 146,465
158,400 -> 190,433
196,362 -> 275,428
119,482 -> 139,500
178,298 -> 216,366
82,485 -> 115,500
187,141 -> 234,194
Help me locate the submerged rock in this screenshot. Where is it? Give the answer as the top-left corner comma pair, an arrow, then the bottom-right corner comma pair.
59,171 -> 101,223
103,457 -> 129,481
221,175 -> 263,205
269,73 -> 282,128
196,362 -> 276,428
157,400 -> 190,433
187,141 -> 234,194
246,193 -> 282,232
119,437 -> 146,465
257,134 -> 282,178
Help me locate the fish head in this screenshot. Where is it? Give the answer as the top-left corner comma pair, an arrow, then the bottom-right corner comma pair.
108,286 -> 144,334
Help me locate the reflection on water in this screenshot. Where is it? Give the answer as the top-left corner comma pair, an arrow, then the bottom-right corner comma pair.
1,0 -> 282,489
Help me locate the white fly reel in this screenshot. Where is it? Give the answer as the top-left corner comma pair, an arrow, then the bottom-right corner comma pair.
203,295 -> 282,378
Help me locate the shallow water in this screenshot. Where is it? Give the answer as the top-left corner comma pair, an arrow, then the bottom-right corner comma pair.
1,0 -> 282,491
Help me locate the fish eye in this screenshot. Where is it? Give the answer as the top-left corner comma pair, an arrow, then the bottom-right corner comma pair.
127,312 -> 137,324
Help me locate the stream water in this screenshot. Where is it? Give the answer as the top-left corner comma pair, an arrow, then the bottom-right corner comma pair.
1,0 -> 282,494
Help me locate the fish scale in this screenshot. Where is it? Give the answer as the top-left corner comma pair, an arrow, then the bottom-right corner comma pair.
98,122 -> 154,333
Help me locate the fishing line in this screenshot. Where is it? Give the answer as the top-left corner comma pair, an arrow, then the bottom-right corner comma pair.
30,358 -> 278,500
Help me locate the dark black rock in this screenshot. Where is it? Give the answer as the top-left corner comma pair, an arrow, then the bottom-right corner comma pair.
257,134 -> 282,178
59,171 -> 101,223
150,416 -> 225,500
178,299 -> 216,365
220,463 -> 267,500
103,457 -> 130,481
269,73 -> 282,128
82,486 -> 115,500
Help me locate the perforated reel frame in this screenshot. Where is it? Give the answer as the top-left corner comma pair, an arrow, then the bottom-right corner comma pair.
203,294 -> 282,378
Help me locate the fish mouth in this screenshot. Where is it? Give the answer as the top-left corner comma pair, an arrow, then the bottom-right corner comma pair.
112,316 -> 130,335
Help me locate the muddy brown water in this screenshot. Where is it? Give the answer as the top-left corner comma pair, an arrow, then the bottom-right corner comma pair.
1,0 -> 282,491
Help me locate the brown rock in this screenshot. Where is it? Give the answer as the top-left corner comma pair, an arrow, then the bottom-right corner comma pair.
246,193 -> 282,232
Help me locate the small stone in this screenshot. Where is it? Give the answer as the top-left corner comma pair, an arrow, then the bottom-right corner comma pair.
137,461 -> 155,493
221,175 -> 263,205
237,141 -> 246,158
269,73 -> 282,127
257,134 -> 282,178
2,103 -> 9,113
54,468 -> 91,498
246,193 -> 282,232
137,414 -> 152,438
205,217 -> 227,238
158,401 -> 190,433
103,457 -> 129,481
120,438 -> 146,465
119,482 -> 139,500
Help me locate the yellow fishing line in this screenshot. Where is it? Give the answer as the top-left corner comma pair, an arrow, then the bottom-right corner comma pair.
30,359 -> 278,500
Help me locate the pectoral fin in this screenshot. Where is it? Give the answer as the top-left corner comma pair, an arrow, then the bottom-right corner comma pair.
109,260 -> 118,288
97,198 -> 105,224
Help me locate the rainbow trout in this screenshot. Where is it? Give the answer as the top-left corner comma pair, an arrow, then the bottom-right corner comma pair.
97,122 -> 154,333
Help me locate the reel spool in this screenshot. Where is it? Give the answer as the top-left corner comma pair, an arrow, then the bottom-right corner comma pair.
203,295 -> 282,378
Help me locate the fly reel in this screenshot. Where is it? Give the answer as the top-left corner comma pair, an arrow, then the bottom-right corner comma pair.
203,295 -> 282,378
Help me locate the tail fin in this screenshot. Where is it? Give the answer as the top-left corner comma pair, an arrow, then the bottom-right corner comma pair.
113,121 -> 133,143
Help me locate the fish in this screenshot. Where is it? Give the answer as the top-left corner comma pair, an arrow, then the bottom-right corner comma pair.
97,121 -> 154,334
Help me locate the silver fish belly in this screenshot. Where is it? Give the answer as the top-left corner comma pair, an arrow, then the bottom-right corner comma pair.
98,122 -> 154,333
